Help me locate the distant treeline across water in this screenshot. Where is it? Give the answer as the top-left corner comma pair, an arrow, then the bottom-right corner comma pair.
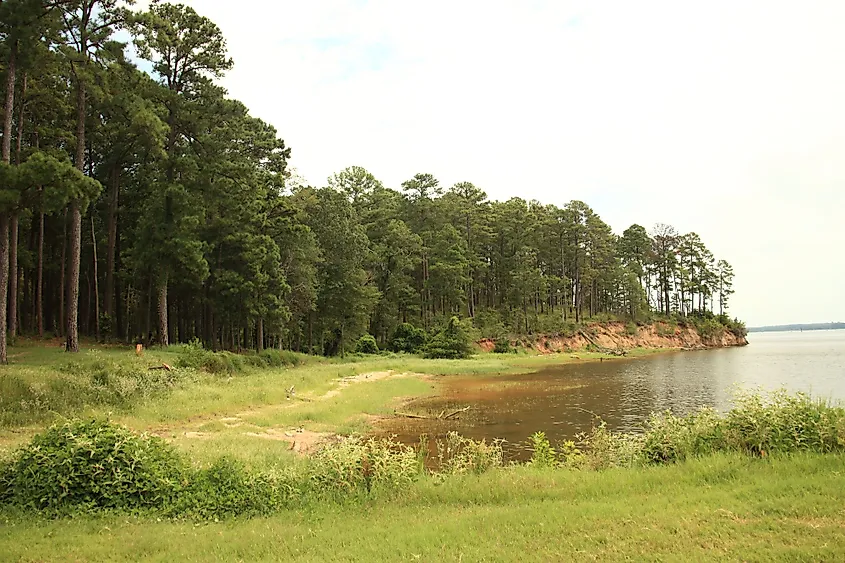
749,322 -> 845,333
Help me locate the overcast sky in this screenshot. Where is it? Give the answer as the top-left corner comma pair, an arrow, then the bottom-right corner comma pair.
164,0 -> 845,327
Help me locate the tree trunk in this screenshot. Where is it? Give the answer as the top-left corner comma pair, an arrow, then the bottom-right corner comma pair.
91,215 -> 100,341
157,278 -> 168,347
66,77 -> 86,353
36,211 -> 43,337
0,45 -> 17,362
66,202 -> 81,352
2,44 -> 15,163
105,166 -> 118,319
0,214 -> 8,363
59,211 -> 66,336
257,317 -> 264,352
9,214 -> 18,339
14,73 -> 26,166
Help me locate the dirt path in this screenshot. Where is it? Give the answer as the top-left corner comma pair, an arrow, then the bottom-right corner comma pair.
162,370 -> 421,454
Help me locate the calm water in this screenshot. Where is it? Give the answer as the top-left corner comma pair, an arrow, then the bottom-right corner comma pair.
379,330 -> 845,458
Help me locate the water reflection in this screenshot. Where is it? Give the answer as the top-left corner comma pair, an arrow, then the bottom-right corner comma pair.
377,330 -> 845,459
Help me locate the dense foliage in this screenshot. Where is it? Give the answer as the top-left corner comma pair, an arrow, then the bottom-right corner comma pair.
0,2 -> 739,361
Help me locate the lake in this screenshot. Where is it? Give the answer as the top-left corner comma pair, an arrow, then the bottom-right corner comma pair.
377,330 -> 845,458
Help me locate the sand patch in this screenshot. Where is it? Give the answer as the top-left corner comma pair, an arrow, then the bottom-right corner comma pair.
244,427 -> 329,453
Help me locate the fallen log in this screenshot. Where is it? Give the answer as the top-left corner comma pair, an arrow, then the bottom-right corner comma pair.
442,406 -> 471,419
148,363 -> 172,371
394,412 -> 429,419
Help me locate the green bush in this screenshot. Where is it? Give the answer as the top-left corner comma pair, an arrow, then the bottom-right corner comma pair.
171,457 -> 299,519
625,322 -> 638,336
435,431 -> 503,474
528,431 -> 556,467
355,334 -> 379,355
471,310 -> 507,339
423,316 -> 473,359
175,341 -> 245,375
310,436 -> 420,495
691,317 -> 724,339
492,337 -> 512,354
1,419 -> 186,513
390,323 -> 427,354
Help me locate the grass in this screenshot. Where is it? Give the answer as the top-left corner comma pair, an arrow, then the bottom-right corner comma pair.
2,342 -> 843,560
0,340 -> 663,457
1,452 -> 844,561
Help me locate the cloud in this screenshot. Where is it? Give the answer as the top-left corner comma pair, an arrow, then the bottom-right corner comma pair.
160,0 -> 845,326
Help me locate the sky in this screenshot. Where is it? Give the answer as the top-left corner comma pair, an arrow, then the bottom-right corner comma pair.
151,0 -> 845,327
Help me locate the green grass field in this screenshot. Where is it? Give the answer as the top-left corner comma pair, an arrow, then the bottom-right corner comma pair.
2,452 -> 843,562
3,342 -> 842,561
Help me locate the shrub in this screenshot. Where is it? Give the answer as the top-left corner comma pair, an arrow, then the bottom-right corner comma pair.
355,334 -> 379,355
423,316 -> 473,359
309,436 -> 420,495
435,432 -> 503,475
625,322 -> 638,336
640,408 -> 724,464
258,349 -> 305,368
171,457 -> 300,518
492,337 -> 512,354
175,340 -> 244,375
390,323 -> 427,354
528,431 -> 556,467
1,419 -> 186,513
723,390 -> 845,455
691,317 -> 724,339
471,310 -> 507,339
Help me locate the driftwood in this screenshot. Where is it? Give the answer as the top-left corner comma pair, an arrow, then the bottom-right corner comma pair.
395,406 -> 471,420
148,363 -> 172,371
442,406 -> 471,419
395,412 -> 429,419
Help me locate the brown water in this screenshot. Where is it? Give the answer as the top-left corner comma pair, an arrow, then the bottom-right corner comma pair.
379,330 -> 845,459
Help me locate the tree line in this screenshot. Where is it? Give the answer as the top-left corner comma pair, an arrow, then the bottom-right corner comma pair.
0,0 -> 737,361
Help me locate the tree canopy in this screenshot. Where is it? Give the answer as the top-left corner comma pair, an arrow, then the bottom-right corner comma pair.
0,2 -> 740,360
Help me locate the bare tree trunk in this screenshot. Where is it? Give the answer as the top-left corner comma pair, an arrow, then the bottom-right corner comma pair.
105,166 -> 118,319
257,317 -> 264,352
59,211 -> 67,336
0,44 -> 16,363
36,211 -> 43,337
66,78 -> 86,353
157,278 -> 168,347
91,215 -> 100,342
9,214 -> 17,339
66,201 -> 81,352
0,214 -> 8,364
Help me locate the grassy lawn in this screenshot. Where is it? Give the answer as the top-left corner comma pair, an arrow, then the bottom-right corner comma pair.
2,452 -> 843,562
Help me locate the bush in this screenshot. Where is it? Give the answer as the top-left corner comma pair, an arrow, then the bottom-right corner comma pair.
175,340 -> 244,375
691,317 -> 724,339
492,337 -> 512,354
1,419 -> 186,513
258,349 -> 306,367
471,310 -> 507,339
435,432 -> 503,474
310,436 -> 420,495
625,322 -> 638,336
528,431 -> 556,467
171,457 -> 300,518
390,323 -> 427,354
423,316 -> 473,359
355,334 -> 379,355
